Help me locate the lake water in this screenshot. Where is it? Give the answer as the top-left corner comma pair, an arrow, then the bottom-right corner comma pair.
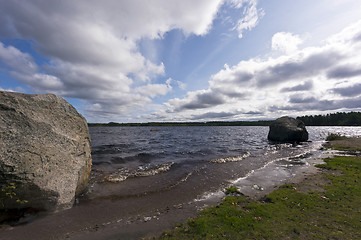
84,126 -> 361,204
3,126 -> 361,240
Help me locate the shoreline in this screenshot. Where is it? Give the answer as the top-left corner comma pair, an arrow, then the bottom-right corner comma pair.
0,140 -> 350,240
158,137 -> 361,239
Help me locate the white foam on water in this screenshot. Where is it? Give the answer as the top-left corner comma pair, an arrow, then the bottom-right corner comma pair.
193,190 -> 225,203
103,162 -> 175,183
134,162 -> 174,177
194,140 -> 325,203
211,152 -> 251,163
105,174 -> 129,183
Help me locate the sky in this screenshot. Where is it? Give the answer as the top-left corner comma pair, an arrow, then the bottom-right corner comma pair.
1,0 -> 361,123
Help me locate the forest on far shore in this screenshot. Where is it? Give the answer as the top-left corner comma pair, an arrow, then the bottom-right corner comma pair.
296,112 -> 361,126
88,112 -> 361,127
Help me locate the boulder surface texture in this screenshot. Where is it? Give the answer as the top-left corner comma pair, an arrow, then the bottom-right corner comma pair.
267,116 -> 308,143
0,91 -> 92,211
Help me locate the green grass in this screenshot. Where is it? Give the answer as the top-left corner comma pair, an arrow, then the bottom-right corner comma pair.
324,135 -> 361,152
329,144 -> 361,152
224,186 -> 240,195
159,154 -> 361,239
325,133 -> 348,141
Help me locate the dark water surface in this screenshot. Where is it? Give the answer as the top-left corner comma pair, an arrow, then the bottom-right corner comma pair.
85,126 -> 361,203
87,126 -> 268,200
2,126 -> 361,240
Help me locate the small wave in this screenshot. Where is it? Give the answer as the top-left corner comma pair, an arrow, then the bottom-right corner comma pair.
103,168 -> 131,183
211,152 -> 250,163
92,144 -> 130,155
193,190 -> 224,203
103,162 -> 174,183
276,151 -> 315,167
111,152 -> 163,164
163,172 -> 194,191
234,169 -> 255,183
288,151 -> 313,160
265,143 -> 293,155
134,162 -> 174,177
106,174 -> 129,183
180,172 -> 193,183
92,160 -> 112,165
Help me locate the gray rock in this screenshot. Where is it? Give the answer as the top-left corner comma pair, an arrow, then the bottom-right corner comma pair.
0,91 -> 92,211
267,116 -> 308,143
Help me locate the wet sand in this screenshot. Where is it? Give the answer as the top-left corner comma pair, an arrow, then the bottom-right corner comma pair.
0,143 -> 333,240
0,162 -> 238,240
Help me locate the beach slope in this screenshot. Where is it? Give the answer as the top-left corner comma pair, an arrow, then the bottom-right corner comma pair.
158,138 -> 361,240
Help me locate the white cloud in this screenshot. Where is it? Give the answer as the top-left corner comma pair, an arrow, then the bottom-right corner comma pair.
272,32 -> 303,54
0,43 -> 37,74
155,20 -> 361,121
165,89 -> 226,112
135,83 -> 172,98
176,80 -> 187,90
0,0 -> 262,121
164,78 -> 186,90
0,86 -> 25,93
0,42 -> 63,91
229,0 -> 264,38
0,86 -> 12,92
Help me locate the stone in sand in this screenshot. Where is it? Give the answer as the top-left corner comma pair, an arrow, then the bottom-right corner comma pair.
0,91 -> 92,211
268,116 -> 308,143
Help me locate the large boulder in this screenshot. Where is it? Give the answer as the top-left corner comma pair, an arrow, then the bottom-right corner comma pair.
268,116 -> 308,143
0,91 -> 92,211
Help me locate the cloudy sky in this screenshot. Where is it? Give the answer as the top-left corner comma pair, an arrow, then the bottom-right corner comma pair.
1,0 -> 361,122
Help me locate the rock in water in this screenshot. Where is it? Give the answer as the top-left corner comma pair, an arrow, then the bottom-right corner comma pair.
268,116 -> 308,143
0,91 -> 92,211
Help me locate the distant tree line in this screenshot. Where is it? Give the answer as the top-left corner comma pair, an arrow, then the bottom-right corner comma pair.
297,112 -> 361,126
88,120 -> 272,127
88,112 -> 361,127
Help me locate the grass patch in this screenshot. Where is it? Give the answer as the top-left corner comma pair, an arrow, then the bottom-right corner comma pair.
329,144 -> 361,152
324,137 -> 361,152
224,186 -> 240,195
325,133 -> 348,141
159,151 -> 361,239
